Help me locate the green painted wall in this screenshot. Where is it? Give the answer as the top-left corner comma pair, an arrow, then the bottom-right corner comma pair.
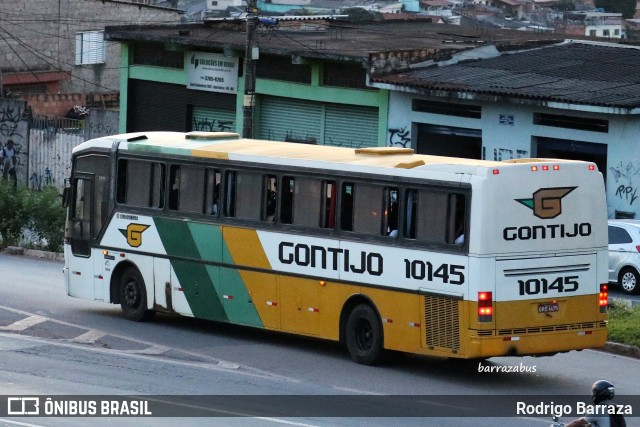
118,47 -> 390,146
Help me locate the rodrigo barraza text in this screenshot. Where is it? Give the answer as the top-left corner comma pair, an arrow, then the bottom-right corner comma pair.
516,401 -> 632,418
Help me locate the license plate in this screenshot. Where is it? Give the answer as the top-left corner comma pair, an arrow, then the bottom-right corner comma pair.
538,302 -> 559,313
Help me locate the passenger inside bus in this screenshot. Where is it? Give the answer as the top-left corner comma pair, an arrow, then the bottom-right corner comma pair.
387,199 -> 399,237
211,183 -> 220,215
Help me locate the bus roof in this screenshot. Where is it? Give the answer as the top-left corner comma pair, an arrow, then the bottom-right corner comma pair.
75,131 -> 591,173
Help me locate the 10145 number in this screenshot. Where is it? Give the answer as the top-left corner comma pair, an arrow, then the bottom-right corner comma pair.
518,276 -> 578,296
404,259 -> 464,285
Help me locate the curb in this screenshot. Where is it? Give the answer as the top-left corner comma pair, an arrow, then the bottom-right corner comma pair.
3,245 -> 640,359
600,342 -> 640,359
4,246 -> 64,262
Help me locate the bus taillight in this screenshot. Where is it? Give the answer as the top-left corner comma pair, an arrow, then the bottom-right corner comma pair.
599,284 -> 608,313
478,292 -> 493,322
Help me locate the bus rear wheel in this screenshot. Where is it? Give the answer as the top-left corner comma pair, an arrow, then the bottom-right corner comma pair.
345,304 -> 383,365
120,267 -> 155,322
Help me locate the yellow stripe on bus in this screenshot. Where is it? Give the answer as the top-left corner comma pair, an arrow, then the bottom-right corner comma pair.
222,227 -> 279,329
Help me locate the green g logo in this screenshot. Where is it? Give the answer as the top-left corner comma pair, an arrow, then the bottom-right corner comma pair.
516,187 -> 576,219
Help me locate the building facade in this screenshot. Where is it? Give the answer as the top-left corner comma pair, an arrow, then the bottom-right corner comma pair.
0,0 -> 182,98
373,41 -> 640,219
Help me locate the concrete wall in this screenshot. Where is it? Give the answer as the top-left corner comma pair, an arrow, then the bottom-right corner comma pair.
86,109 -> 120,141
1,0 -> 182,94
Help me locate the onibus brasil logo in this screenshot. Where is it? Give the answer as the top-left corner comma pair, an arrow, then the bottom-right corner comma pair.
119,223 -> 150,248
516,187 -> 576,219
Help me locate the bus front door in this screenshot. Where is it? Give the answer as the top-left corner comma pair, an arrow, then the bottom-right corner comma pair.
65,174 -> 100,300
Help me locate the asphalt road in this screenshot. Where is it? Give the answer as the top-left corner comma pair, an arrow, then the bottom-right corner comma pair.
0,253 -> 638,426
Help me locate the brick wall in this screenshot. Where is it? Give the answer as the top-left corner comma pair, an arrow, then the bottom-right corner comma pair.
17,93 -> 120,118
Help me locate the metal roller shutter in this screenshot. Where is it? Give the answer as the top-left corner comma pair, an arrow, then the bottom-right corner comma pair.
259,97 -> 379,147
259,97 -> 322,144
324,104 -> 378,148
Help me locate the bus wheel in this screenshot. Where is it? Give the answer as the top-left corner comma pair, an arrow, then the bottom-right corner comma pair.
345,304 -> 383,365
120,267 -> 155,322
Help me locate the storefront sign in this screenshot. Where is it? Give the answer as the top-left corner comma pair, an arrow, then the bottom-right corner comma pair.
186,52 -> 238,94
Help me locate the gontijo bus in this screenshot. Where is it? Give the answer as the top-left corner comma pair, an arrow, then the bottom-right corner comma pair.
63,131 -> 609,364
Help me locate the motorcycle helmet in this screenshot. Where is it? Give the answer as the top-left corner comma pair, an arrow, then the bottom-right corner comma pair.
591,380 -> 615,404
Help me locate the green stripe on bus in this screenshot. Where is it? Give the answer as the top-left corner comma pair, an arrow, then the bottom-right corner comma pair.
154,218 -> 227,322
188,222 -> 263,328
128,143 -> 191,156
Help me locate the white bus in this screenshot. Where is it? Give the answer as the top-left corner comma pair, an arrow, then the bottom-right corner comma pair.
63,131 -> 609,364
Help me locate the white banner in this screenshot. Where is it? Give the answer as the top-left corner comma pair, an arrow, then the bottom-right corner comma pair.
186,52 -> 239,94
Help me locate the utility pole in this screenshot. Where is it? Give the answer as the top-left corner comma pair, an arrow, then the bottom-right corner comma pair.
242,0 -> 258,138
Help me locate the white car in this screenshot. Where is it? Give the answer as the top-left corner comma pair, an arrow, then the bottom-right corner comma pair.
608,219 -> 640,295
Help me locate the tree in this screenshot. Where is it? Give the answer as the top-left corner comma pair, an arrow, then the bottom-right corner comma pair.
0,182 -> 28,247
342,8 -> 384,22
594,0 -> 636,19
25,187 -> 66,252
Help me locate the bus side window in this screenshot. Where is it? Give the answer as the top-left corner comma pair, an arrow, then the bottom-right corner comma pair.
352,184 -> 384,235
206,168 -> 221,216
234,172 -> 262,220
224,171 -> 236,217
263,175 -> 277,222
451,193 -> 466,245
321,180 -> 336,229
179,166 -> 205,213
285,177 -> 323,227
404,189 -> 417,239
341,183 -> 354,231
384,187 -> 399,237
281,176 -> 294,224
117,159 -> 164,209
416,191 -> 449,243
409,190 -> 466,245
168,165 -> 180,210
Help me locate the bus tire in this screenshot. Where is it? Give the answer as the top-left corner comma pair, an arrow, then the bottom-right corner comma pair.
120,267 -> 155,322
345,303 -> 383,365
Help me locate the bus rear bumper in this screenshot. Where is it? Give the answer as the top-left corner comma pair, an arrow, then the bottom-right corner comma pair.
464,328 -> 608,359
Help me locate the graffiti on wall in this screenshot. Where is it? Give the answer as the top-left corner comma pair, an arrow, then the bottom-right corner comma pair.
0,103 -> 28,186
610,161 -> 640,207
28,129 -> 84,193
193,117 -> 234,132
29,167 -> 54,190
0,105 -> 26,140
388,127 -> 410,148
88,122 -> 117,138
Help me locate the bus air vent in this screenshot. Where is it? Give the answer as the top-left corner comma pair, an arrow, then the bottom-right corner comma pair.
395,160 -> 426,169
497,322 -> 605,335
355,147 -> 414,155
186,131 -> 240,140
424,295 -> 460,352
